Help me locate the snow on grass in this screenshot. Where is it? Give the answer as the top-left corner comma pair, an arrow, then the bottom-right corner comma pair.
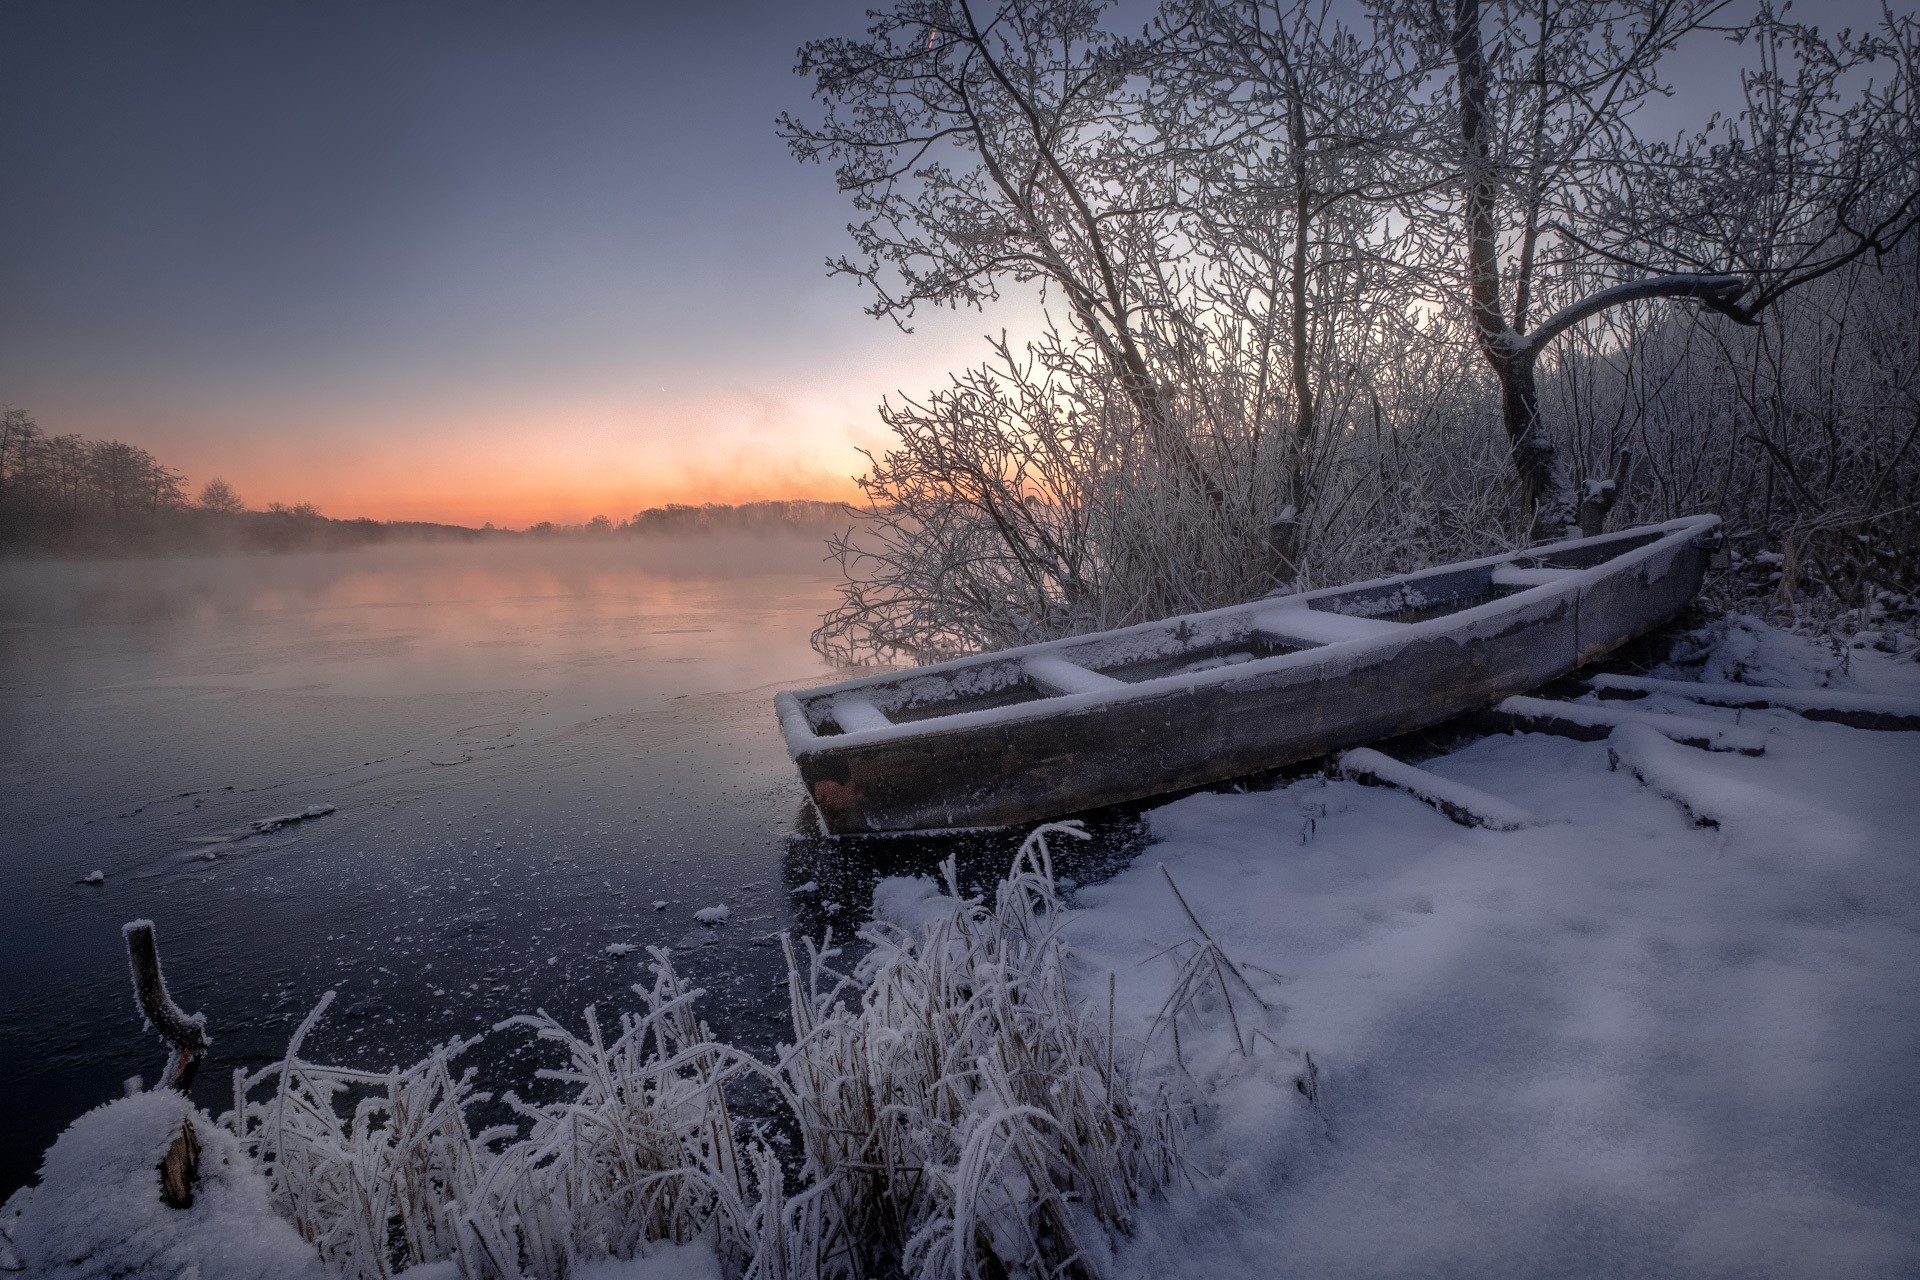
134,826 -> 1183,1279
3,1090 -> 324,1279
867,872 -> 952,933
1070,624 -> 1920,1279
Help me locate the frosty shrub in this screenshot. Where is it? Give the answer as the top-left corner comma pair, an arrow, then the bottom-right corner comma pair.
813,334 -> 1292,663
223,824 -> 1185,1280
790,0 -> 1920,662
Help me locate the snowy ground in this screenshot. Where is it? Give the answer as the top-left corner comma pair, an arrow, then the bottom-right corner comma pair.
1062,619 -> 1920,1279
9,617 -> 1917,1278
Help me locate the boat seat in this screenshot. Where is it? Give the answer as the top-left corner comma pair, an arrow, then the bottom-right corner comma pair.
1024,654 -> 1127,696
1252,605 -> 1407,646
829,692 -> 894,734
1491,563 -> 1579,588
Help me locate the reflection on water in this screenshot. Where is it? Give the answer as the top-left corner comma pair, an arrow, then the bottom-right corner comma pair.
0,539 -> 1164,1200
0,539 -> 849,1197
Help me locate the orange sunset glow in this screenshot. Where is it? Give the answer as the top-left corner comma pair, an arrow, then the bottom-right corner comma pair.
20,299 -> 1029,527
78,392 -> 890,528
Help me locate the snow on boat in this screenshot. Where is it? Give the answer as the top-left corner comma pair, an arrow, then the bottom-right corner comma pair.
776,515 -> 1722,834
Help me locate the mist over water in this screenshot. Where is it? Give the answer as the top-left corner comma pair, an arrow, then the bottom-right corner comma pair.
0,537 -> 856,1198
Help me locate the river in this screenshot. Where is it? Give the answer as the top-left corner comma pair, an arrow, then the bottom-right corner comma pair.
0,538 -> 1098,1198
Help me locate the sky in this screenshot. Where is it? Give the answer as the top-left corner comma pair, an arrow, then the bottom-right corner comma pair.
0,0 -> 1897,528
0,0 -> 1038,527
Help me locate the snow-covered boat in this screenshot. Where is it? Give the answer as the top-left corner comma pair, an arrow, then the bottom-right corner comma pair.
776,515 -> 1722,833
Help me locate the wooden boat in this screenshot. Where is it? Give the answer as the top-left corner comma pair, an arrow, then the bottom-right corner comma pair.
775,515 -> 1722,834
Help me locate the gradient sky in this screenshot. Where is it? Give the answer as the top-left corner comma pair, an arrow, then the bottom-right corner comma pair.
0,0 -> 1039,526
2,1 -> 1891,527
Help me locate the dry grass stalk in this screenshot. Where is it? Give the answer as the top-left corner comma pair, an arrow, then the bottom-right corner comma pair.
224,823 -> 1193,1280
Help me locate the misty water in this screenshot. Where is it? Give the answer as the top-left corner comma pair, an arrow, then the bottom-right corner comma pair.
0,538 -> 1152,1199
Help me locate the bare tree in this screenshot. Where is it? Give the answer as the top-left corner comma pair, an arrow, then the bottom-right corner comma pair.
789,0 -> 1920,659
781,0 -> 1220,502
197,476 -> 247,514
1420,0 -> 1920,540
0,408 -> 39,512
1144,0 -> 1441,577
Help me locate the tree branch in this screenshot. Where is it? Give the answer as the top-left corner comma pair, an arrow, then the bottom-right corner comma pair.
1522,272 -> 1751,356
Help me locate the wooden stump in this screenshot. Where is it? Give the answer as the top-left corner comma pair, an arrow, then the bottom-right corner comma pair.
159,1117 -> 200,1210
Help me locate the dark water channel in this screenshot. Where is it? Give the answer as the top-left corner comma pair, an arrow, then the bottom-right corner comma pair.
0,540 -> 1150,1199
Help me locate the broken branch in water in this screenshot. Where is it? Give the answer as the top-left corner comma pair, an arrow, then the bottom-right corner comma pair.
122,919 -> 211,1210
122,919 -> 211,1093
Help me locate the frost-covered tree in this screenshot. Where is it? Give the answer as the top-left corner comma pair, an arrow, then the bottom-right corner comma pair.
1409,0 -> 1920,539
789,0 -> 1920,660
1143,0 -> 1440,577
781,0 -> 1212,500
197,476 -> 246,514
0,408 -> 39,511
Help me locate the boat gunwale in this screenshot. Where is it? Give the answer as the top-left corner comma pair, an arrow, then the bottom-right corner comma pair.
777,514 -> 1720,757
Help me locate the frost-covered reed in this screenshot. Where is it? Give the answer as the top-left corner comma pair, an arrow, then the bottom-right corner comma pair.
223,823 -> 1187,1279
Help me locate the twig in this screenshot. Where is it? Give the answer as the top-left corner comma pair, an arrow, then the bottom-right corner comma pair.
122,919 -> 210,1092
1157,865 -> 1275,1011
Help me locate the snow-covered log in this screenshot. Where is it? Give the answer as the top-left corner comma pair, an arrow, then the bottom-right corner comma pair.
1336,748 -> 1534,830
1602,721 -> 1776,828
1587,674 -> 1920,731
1484,696 -> 1768,754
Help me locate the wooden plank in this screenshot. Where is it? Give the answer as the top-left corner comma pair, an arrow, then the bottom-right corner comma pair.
1023,654 -> 1127,696
1587,674 -> 1920,731
1490,563 -> 1578,588
1483,695 -> 1767,755
828,693 -> 893,735
1337,748 -> 1534,829
1251,605 -> 1408,646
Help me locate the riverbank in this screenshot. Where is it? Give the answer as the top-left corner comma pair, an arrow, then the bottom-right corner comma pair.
1074,616 -> 1920,1277
7,616 -> 1917,1277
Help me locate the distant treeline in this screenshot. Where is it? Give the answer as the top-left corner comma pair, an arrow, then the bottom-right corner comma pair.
0,411 -> 487,556
527,500 -> 851,538
0,410 -> 848,556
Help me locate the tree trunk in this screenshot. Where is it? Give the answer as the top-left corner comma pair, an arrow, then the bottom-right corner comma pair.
1453,0 -> 1574,544
1497,352 -> 1576,540
1268,61 -> 1317,587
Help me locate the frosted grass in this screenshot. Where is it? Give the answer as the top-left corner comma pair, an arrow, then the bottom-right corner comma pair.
222,824 -> 1190,1279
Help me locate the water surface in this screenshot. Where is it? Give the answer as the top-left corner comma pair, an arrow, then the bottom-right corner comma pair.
0,539 -> 857,1196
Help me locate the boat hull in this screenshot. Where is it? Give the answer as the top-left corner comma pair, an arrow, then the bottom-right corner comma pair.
779,518 -> 1720,833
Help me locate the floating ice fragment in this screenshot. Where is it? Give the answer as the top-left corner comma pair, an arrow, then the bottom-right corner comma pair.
693,905 -> 731,925
251,803 -> 337,834
652,900 -> 669,911
80,870 -> 105,885
792,881 -> 819,894
604,942 -> 637,957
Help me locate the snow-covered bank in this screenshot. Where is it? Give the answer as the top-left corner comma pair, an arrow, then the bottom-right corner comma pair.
1,1090 -> 322,1279
1066,620 -> 1920,1279
7,616 -> 1916,1278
